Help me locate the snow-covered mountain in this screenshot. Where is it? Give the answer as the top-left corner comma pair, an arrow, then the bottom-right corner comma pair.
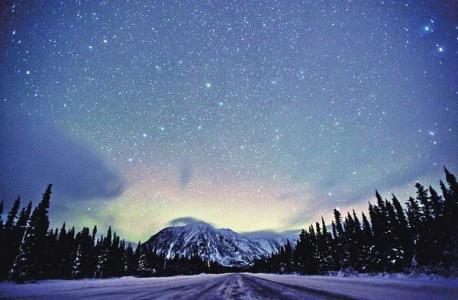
143,222 -> 297,267
242,230 -> 299,255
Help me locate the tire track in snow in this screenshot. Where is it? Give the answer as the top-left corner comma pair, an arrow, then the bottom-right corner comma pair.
243,274 -> 362,300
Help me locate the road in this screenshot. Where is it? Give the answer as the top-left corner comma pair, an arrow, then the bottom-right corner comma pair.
1,273 -> 457,299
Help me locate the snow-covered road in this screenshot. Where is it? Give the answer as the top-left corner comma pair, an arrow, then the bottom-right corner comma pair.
1,273 -> 457,299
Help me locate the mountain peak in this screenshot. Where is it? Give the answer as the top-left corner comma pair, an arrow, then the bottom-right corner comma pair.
143,222 -> 295,267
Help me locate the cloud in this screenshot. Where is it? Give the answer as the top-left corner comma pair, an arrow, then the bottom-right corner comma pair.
167,217 -> 206,226
0,113 -> 125,206
242,229 -> 300,241
178,158 -> 192,189
285,162 -> 440,228
334,162 -> 436,203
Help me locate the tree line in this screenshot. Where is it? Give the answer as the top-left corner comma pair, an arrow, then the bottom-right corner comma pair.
1,168 -> 457,282
252,167 -> 458,276
0,185 -> 221,283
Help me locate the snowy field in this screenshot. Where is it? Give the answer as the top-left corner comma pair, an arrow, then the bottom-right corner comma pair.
0,273 -> 457,299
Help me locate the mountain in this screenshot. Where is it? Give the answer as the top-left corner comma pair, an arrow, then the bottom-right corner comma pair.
242,230 -> 299,255
143,222 -> 296,267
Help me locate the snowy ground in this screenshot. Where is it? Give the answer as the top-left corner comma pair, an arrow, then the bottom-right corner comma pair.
0,273 -> 457,299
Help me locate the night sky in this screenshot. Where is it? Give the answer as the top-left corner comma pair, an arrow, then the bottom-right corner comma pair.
1,1 -> 457,242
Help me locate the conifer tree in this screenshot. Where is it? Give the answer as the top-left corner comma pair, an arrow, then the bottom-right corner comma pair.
92,225 -> 97,246
10,185 -> 52,282
5,197 -> 20,231
0,201 -> 4,234
405,195 -> 421,270
444,167 -> 458,195
137,252 -> 150,276
0,202 -> 32,280
443,167 -> 458,271
9,223 -> 33,282
429,186 -> 444,218
0,201 -> 5,280
332,209 -> 345,270
16,202 -> 32,231
55,223 -> 69,277
71,244 -> 82,279
94,247 -> 108,278
333,209 -> 344,237
319,217 -> 332,271
124,244 -> 136,275
360,212 -> 373,271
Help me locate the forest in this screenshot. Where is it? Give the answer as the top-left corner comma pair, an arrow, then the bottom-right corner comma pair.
0,185 -> 223,282
252,167 -> 458,276
0,167 -> 457,282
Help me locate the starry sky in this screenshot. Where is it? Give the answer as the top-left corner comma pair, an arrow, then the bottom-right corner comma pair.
1,1 -> 457,242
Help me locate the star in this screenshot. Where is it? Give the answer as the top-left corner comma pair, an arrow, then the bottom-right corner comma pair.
423,25 -> 434,33
1,0 -> 456,242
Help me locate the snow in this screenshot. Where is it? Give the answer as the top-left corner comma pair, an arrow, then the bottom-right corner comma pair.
1,273 -> 457,299
242,230 -> 299,254
143,221 -> 290,266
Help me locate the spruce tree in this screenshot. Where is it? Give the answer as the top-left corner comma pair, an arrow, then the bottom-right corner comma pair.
93,227 -> 112,278
332,209 -> 345,270
56,223 -> 69,277
360,212 -> 373,271
0,201 -> 4,234
384,200 -> 403,271
79,227 -> 93,278
94,246 -> 108,278
444,168 -> 458,231
1,202 -> 32,280
71,244 -> 82,279
5,197 -> 20,231
333,209 -> 344,237
429,186 -> 444,218
406,196 -> 420,270
368,202 -> 385,271
391,195 -> 411,269
10,184 -> 52,281
92,225 -> 97,246
416,183 -> 432,221
443,168 -> 458,271
416,183 -> 436,266
351,210 -> 364,271
16,202 -> 32,231
137,252 -> 150,276
444,167 -> 458,195
425,186 -> 446,268
124,244 -> 136,275
0,201 -> 5,279
319,217 -> 332,272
